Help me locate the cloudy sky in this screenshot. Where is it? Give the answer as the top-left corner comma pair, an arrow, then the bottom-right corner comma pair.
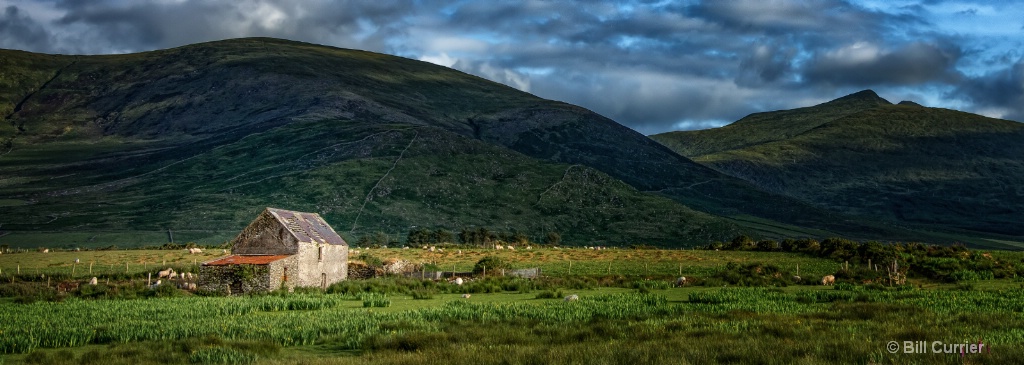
2,0 -> 1022,134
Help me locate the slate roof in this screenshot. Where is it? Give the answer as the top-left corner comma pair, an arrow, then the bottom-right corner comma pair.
266,207 -> 347,245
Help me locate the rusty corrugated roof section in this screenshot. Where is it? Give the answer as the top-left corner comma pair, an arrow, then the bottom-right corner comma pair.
266,207 -> 347,245
203,255 -> 291,266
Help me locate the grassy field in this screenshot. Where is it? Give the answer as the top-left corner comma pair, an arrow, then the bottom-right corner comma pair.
0,248 -> 843,280
1,248 -> 1023,364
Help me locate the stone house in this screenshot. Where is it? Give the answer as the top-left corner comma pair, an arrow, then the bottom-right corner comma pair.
199,207 -> 348,294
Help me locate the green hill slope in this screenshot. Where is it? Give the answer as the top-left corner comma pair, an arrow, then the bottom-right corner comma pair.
0,38 -> 749,247
652,90 -> 892,157
653,92 -> 1024,244
0,39 -> 960,247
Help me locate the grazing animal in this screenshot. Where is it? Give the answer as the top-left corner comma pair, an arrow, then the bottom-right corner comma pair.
42,248 -> 49,253
74,258 -> 80,264
187,283 -> 197,290
675,277 -> 688,287
158,268 -> 175,279
462,294 -> 471,298
169,272 -> 178,280
454,277 -> 464,286
429,246 -> 436,252
495,245 -> 504,250
564,294 -> 579,302
792,275 -> 802,283
821,275 -> 836,286
507,246 -> 515,251
89,277 -> 98,285
526,246 -> 532,250
149,280 -> 162,289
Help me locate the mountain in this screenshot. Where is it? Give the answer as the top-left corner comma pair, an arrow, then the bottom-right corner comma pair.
652,91 -> 1024,248
3,39 -> 996,248
2,38 -> 756,247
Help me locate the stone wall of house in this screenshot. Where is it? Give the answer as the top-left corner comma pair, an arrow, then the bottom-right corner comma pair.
292,241 -> 348,288
266,256 -> 299,291
232,211 -> 299,255
198,264 -> 274,295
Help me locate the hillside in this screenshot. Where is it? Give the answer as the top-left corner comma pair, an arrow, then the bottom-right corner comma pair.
652,92 -> 1024,244
652,90 -> 892,158
1,38 -> 759,247
4,39 -> 1000,248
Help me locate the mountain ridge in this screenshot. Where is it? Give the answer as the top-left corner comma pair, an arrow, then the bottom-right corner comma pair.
2,39 -> 1012,248
652,91 -> 1024,245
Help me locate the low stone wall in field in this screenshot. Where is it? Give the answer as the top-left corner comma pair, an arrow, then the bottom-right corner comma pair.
198,264 -> 272,294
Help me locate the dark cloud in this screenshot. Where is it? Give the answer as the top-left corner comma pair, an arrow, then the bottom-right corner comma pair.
955,59 -> 1024,121
804,42 -> 963,86
0,6 -> 53,52
0,0 -> 1019,133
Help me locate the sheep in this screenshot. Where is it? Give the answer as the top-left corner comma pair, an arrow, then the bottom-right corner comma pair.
792,275 -> 802,283
454,277 -> 464,286
187,283 -> 197,290
462,294 -> 471,298
429,246 -> 436,252
149,280 -> 162,289
821,275 -> 835,286
169,272 -> 178,280
457,250 -> 463,255
158,268 -> 176,279
74,258 -> 80,264
42,248 -> 49,253
495,245 -> 504,250
675,276 -> 688,287
507,245 -> 515,251
89,277 -> 98,286
526,246 -> 532,250
564,294 -> 579,302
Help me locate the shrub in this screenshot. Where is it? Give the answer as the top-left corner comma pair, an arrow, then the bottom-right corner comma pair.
473,256 -> 512,275
534,290 -> 563,299
833,282 -> 856,291
361,293 -> 391,307
949,270 -> 980,282
411,289 -> 435,300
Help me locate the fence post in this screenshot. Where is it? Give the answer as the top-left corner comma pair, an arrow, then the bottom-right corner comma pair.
568,260 -> 572,275
89,262 -> 93,274
483,265 -> 486,277
72,263 -> 76,276
126,262 -> 129,273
